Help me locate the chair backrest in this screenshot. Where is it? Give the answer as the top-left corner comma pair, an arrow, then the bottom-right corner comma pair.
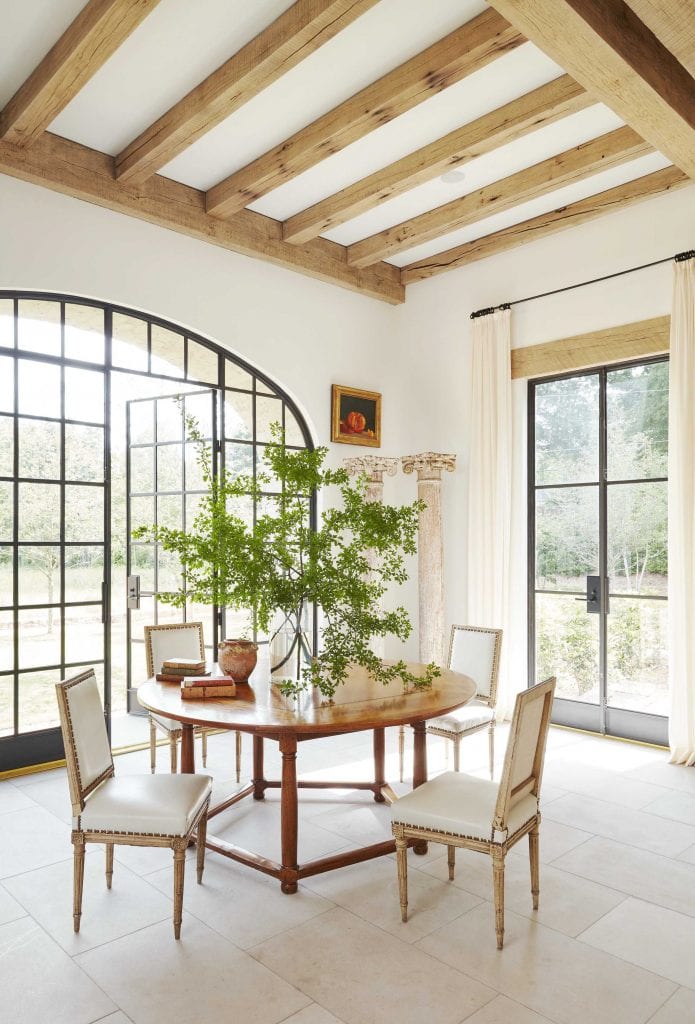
448,625 -> 503,706
144,621 -> 205,678
493,677 -> 555,832
55,669 -> 114,816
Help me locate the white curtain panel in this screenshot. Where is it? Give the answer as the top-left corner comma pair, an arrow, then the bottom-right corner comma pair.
466,308 -> 522,720
669,258 -> 695,765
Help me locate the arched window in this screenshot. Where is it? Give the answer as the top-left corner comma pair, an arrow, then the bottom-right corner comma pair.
0,292 -> 314,770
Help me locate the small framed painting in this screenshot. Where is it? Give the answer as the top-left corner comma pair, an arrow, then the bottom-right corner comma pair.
331,384 -> 381,447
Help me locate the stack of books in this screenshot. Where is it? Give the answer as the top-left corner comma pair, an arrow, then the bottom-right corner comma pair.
156,658 -> 208,683
181,676 -> 236,699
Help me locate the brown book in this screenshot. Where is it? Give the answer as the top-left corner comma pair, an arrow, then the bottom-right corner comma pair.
162,658 -> 206,670
182,675 -> 235,688
156,673 -> 185,683
161,665 -> 207,676
181,683 -> 236,699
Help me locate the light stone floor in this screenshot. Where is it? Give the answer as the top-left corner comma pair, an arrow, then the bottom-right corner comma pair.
2,724 -> 695,1024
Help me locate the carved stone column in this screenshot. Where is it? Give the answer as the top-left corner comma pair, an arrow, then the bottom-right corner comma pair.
344,456 -> 399,659
401,452 -> 456,666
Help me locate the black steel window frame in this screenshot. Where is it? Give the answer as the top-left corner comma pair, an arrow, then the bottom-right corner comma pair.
0,290 -> 315,771
527,354 -> 669,746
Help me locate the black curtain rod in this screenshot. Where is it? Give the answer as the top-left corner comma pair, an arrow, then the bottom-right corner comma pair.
469,248 -> 695,320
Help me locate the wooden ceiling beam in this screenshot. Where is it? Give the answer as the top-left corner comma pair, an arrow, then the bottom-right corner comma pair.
205,8 -> 524,219
489,0 -> 695,179
0,133 -> 403,304
347,125 -> 653,267
116,0 -> 380,185
0,0 -> 162,147
402,165 -> 689,283
283,74 -> 592,245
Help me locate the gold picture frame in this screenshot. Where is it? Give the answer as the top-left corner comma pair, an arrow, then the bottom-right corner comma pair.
331,384 -> 381,447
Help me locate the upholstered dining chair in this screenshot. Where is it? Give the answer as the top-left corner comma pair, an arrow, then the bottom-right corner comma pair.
56,668 -> 211,939
419,624 -> 502,780
144,622 -> 242,781
392,676 -> 555,950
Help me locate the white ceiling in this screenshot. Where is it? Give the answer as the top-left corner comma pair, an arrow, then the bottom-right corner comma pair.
2,0 -> 674,267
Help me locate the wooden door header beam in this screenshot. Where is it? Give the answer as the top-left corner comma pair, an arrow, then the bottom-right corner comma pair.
116,0 -> 380,185
0,133 -> 403,305
205,8 -> 524,219
489,0 -> 695,179
0,0 -> 163,147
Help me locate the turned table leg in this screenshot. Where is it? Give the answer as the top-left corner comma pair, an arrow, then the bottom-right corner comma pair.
252,735 -> 266,800
180,723 -> 195,774
412,721 -> 428,855
373,728 -> 386,802
279,733 -> 299,893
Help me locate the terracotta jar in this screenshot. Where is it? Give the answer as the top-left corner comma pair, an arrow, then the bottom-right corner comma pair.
218,639 -> 258,682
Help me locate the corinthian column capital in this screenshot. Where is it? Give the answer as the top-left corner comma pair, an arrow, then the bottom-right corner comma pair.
401,452 -> 456,480
343,455 -> 399,484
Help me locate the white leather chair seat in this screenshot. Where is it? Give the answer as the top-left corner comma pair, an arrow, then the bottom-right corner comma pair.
151,712 -> 182,733
427,701 -> 494,735
392,771 -> 537,842
81,774 -> 212,836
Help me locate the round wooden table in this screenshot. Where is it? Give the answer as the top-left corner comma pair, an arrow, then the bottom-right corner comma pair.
138,662 -> 476,893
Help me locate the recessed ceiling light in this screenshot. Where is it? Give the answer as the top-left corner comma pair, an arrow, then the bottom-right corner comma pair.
440,169 -> 466,185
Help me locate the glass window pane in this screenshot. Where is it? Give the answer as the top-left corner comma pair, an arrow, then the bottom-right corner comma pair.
184,442 -> 209,492
256,395 -> 282,443
225,359 -> 252,391
536,486 -> 598,591
187,341 -> 217,384
65,546 -> 104,603
129,399 -> 154,444
0,610 -> 13,671
0,547 -> 11,605
185,492 -> 205,525
185,604 -> 213,648
0,356 -> 14,412
18,547 -> 60,606
157,494 -> 182,531
131,544 -> 154,591
535,374 -> 599,485
224,392 -> 252,441
65,485 -> 103,542
17,300 -> 61,356
65,367 -> 104,424
18,360 -> 60,418
0,482 -> 12,542
183,391 -> 213,438
257,445 -> 281,493
0,415 -> 13,476
158,548 -> 182,593
156,398 -> 182,442
225,443 -> 253,479
256,378 -> 278,397
156,444 -> 182,492
18,483 -> 60,541
285,408 -> 305,447
129,594 -> 154,647
536,593 -> 599,703
607,598 -> 668,716
155,601 -> 184,626
607,362 -> 668,480
18,668 -> 62,732
65,606 -> 103,664
130,446 -> 154,493
151,325 -> 184,377
64,304 -> 105,364
0,299 -> 14,347
130,496 -> 154,534
65,424 -> 104,482
113,313 -> 148,372
608,482 -> 667,596
18,418 -> 60,480
18,608 -> 61,669
0,674 -> 12,737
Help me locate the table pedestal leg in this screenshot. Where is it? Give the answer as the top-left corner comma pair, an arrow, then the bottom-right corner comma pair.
253,736 -> 265,800
373,728 -> 386,803
412,721 -> 428,855
180,724 -> 195,774
279,734 -> 299,894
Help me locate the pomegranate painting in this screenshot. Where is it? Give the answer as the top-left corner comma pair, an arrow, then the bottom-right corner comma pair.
332,385 -> 381,448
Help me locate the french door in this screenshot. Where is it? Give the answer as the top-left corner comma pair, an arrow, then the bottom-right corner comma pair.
528,357 -> 669,744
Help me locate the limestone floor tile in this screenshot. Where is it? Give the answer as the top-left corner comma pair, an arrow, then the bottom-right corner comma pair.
645,987 -> 695,1024
307,801 -> 393,844
507,817 -> 591,864
643,789 -> 695,827
11,764 -> 67,787
0,917 -> 116,1024
0,881 -> 28,924
114,841 -> 182,876
93,1014 -> 133,1024
553,835 -> 695,918
251,905 -> 496,1024
421,847 -> 626,937
281,1004 -> 345,1023
580,897 -> 695,988
209,798 -> 349,865
549,736 -> 665,772
543,793 -> 695,856
418,903 -> 676,1024
463,995 -> 555,1024
146,855 -> 332,949
76,916 -> 310,1024
0,805 -> 72,878
4,853 -> 174,953
542,759 -> 667,810
0,781 -> 35,814
19,771 -> 74,824
677,842 -> 695,865
626,761 -> 695,794
302,856 -> 482,943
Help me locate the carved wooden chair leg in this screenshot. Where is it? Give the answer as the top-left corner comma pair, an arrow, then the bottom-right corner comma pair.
453,734 -> 461,772
170,734 -> 178,774
201,729 -> 208,768
73,835 -> 85,933
172,841 -> 187,940
488,722 -> 495,780
529,820 -> 540,911
105,842 -> 114,889
395,830 -> 408,922
196,814 -> 208,884
149,717 -> 156,774
236,731 -> 242,783
398,726 -> 405,782
492,848 -> 506,950
447,844 -> 455,881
